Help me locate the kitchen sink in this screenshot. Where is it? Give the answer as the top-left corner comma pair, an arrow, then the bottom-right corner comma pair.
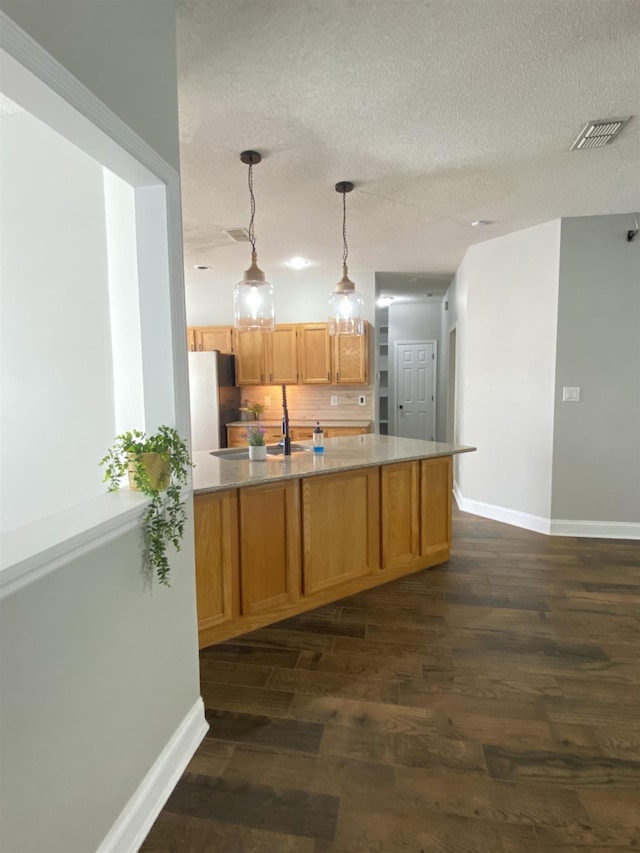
210,443 -> 312,460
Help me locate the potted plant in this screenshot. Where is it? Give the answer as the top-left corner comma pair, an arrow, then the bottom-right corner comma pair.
100,426 -> 193,586
241,400 -> 264,421
246,424 -> 267,460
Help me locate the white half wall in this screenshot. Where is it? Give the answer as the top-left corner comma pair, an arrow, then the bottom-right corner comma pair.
456,219 -> 561,520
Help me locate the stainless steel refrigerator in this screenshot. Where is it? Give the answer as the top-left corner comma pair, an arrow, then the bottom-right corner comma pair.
188,351 -> 241,451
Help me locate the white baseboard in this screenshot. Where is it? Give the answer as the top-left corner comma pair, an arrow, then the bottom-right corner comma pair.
97,697 -> 208,853
550,519 -> 640,539
453,483 -> 640,540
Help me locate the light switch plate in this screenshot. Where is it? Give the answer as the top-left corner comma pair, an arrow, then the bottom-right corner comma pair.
562,386 -> 580,402
264,395 -> 271,407
331,395 -> 338,406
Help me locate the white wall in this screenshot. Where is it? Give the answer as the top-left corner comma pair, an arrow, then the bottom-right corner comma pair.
455,220 -> 562,521
186,270 -> 376,327
551,214 -> 640,524
0,4 -> 202,853
0,111 -> 115,532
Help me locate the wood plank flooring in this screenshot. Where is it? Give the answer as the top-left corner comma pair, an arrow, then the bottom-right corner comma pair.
140,506 -> 640,852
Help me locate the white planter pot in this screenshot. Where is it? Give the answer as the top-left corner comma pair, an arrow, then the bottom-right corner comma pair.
248,444 -> 267,461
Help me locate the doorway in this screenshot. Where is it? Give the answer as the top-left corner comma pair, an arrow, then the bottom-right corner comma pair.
394,340 -> 437,440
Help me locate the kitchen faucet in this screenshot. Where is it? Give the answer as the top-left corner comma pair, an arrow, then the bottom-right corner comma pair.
281,384 -> 292,456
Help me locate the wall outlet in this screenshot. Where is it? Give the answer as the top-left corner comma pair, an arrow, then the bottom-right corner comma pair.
358,394 -> 366,406
264,395 -> 271,407
331,395 -> 338,406
562,386 -> 580,402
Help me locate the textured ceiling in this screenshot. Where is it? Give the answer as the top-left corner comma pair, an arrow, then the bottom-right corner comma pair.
176,0 -> 640,298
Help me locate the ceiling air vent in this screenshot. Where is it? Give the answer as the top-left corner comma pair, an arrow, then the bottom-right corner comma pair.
224,228 -> 251,243
570,117 -> 630,150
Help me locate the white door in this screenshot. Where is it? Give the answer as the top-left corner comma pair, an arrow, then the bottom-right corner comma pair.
395,341 -> 436,440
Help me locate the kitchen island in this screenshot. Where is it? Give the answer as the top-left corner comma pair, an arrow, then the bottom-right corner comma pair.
193,434 -> 474,648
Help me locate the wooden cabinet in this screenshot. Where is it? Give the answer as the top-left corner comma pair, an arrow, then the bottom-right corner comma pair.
290,426 -> 315,441
234,330 -> 266,384
298,323 -> 332,384
267,325 -> 298,384
193,321 -> 369,386
324,426 -> 369,438
195,456 -> 453,648
227,424 -> 282,447
333,324 -> 369,384
301,467 -> 380,595
380,456 -> 452,572
189,326 -> 234,353
235,325 -> 298,385
421,456 -> 452,560
194,490 -> 239,649
238,481 -> 301,616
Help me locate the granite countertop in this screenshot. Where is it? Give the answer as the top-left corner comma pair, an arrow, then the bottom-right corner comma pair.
227,419 -> 373,428
192,434 -> 475,495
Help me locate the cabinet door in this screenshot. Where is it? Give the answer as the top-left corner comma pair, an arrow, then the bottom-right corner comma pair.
291,426 -> 314,441
333,323 -> 369,384
187,328 -> 196,352
226,425 -> 247,447
239,480 -> 301,615
302,467 -> 379,595
195,326 -> 234,353
262,426 -> 283,444
381,461 -> 421,572
235,330 -> 266,384
298,324 -> 332,384
194,490 -> 239,648
267,325 -> 298,384
421,456 -> 452,560
324,426 -> 370,438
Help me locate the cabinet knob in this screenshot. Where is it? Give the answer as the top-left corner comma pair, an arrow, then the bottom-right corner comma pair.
399,404 -> 404,410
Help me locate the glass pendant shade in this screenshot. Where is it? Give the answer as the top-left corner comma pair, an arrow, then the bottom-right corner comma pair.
328,264 -> 365,336
234,251 -> 275,331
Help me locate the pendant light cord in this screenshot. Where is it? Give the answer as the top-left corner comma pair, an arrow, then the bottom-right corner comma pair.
342,190 -> 349,266
248,161 -> 256,253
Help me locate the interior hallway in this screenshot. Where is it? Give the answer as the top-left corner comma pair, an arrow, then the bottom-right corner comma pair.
141,506 -> 640,852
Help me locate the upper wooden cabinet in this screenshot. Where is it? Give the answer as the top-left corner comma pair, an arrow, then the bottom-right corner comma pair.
298,324 -> 332,384
333,324 -> 369,384
189,326 -> 234,354
234,325 -> 299,385
267,325 -> 298,384
298,322 -> 369,385
190,321 -> 369,385
234,330 -> 266,384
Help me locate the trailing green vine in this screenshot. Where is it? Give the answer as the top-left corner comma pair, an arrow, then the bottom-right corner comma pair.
100,427 -> 193,586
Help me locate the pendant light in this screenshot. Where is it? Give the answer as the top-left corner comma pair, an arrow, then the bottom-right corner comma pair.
328,181 -> 365,336
233,150 -> 275,331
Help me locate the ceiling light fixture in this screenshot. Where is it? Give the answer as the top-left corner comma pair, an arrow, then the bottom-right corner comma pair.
287,256 -> 312,270
471,220 -> 491,228
233,150 -> 275,332
328,181 -> 365,336
377,296 -> 393,308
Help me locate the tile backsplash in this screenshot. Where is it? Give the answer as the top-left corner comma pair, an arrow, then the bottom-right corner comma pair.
239,384 -> 374,423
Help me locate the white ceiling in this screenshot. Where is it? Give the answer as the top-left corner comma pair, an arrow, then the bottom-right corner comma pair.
176,0 -> 640,299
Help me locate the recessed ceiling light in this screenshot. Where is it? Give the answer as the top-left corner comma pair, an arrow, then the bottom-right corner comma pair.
377,296 -> 394,307
471,220 -> 491,228
286,256 -> 312,270
193,264 -> 211,270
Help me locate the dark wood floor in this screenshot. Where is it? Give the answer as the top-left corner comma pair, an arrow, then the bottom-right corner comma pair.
141,506 -> 640,852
